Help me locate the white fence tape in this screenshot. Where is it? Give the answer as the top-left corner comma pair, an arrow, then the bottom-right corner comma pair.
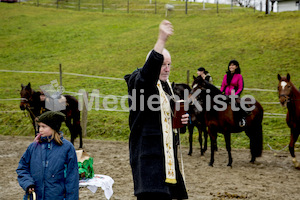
0,69 -> 124,81
1,69 -> 277,92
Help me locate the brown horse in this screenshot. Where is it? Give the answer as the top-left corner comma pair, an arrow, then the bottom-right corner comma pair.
277,73 -> 300,169
190,76 -> 263,167
20,83 -> 83,148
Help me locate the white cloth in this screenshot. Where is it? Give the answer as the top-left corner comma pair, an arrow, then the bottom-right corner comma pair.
79,174 -> 114,199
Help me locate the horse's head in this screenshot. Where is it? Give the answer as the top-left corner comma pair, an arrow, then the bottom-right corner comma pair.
188,75 -> 206,106
20,83 -> 33,110
191,75 -> 216,99
277,73 -> 292,107
191,75 -> 206,91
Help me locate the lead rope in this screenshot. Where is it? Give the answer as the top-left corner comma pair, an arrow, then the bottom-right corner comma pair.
25,106 -> 39,134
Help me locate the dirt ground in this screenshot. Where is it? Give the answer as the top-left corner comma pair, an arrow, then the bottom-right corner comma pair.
1,135 -> 300,200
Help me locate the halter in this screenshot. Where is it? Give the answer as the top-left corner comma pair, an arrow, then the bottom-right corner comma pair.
279,94 -> 300,103
279,94 -> 290,103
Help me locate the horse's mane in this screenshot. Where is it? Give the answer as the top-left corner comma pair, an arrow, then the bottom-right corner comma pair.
204,80 -> 222,96
194,76 -> 221,96
174,83 -> 191,91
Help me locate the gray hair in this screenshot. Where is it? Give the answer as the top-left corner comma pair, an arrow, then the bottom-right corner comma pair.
145,48 -> 171,61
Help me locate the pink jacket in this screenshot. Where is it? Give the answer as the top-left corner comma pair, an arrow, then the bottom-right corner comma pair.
220,73 -> 244,96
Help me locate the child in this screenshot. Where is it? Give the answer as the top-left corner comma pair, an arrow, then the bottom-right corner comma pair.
16,111 -> 79,200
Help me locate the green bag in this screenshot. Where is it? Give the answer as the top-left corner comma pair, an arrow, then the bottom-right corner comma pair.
78,157 -> 94,179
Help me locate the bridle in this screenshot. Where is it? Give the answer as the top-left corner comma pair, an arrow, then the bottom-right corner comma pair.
278,90 -> 300,103
190,84 -> 204,105
19,98 -> 40,134
279,94 -> 290,103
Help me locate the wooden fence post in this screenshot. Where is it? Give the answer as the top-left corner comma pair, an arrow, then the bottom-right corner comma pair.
187,70 -> 190,86
81,92 -> 88,137
185,0 -> 188,14
59,64 -> 62,93
102,0 -> 104,12
127,0 -> 129,13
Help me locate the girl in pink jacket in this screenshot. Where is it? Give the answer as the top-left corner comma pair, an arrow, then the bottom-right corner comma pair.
220,60 -> 246,127
220,60 -> 243,96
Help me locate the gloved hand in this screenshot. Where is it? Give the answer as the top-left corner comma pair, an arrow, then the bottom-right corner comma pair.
26,185 -> 35,194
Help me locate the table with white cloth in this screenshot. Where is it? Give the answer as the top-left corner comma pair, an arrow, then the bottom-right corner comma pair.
79,174 -> 114,200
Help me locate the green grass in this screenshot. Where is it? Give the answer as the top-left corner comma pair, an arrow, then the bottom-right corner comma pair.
0,3 -> 299,151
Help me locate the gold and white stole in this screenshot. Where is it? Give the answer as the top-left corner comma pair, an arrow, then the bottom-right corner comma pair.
157,80 -> 177,184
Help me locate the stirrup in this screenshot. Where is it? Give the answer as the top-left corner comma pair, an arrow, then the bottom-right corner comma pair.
239,118 -> 246,127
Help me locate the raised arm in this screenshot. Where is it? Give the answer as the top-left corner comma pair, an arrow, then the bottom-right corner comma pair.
134,20 -> 174,88
154,20 -> 173,54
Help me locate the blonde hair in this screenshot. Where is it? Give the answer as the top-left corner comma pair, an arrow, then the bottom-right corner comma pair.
53,131 -> 63,145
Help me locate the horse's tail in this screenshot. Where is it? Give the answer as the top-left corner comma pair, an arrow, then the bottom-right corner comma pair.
64,95 -> 82,138
249,102 -> 264,157
253,124 -> 263,157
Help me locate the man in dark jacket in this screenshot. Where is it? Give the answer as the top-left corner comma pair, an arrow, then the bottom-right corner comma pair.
124,20 -> 189,200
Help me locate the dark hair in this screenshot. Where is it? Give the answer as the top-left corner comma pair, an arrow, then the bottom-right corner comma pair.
197,67 -> 205,72
227,60 -> 241,74
226,60 -> 241,86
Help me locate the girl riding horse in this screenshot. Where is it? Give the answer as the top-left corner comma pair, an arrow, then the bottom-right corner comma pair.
191,76 -> 263,167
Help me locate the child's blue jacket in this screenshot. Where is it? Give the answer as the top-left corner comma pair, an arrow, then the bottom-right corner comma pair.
16,137 -> 79,200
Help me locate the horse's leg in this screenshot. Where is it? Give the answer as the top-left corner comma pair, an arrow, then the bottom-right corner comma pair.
209,129 -> 217,167
197,124 -> 205,156
246,123 -> 263,164
76,120 -> 83,149
73,109 -> 83,148
188,124 -> 194,156
214,133 -> 218,152
203,125 -> 208,154
30,114 -> 38,137
289,128 -> 300,169
224,133 -> 232,167
197,125 -> 203,156
32,121 -> 38,136
65,117 -> 75,145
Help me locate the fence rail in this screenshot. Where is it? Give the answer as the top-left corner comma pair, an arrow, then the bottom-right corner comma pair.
0,69 -> 278,92
17,0 -> 259,14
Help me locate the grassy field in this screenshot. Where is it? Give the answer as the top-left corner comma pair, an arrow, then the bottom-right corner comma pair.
0,2 -> 299,151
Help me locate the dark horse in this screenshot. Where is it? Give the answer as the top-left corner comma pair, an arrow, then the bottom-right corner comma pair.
277,73 -> 300,169
20,83 -> 83,148
172,83 -> 209,156
190,76 -> 263,167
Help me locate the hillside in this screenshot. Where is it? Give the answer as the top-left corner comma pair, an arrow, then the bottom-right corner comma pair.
0,3 -> 299,150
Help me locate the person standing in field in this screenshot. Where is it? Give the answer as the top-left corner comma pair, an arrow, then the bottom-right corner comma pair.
124,20 -> 189,200
16,111 -> 79,200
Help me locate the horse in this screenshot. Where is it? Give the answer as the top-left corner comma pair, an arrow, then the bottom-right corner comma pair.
190,76 -> 263,167
172,82 -> 212,156
20,82 -> 83,148
277,73 -> 300,169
